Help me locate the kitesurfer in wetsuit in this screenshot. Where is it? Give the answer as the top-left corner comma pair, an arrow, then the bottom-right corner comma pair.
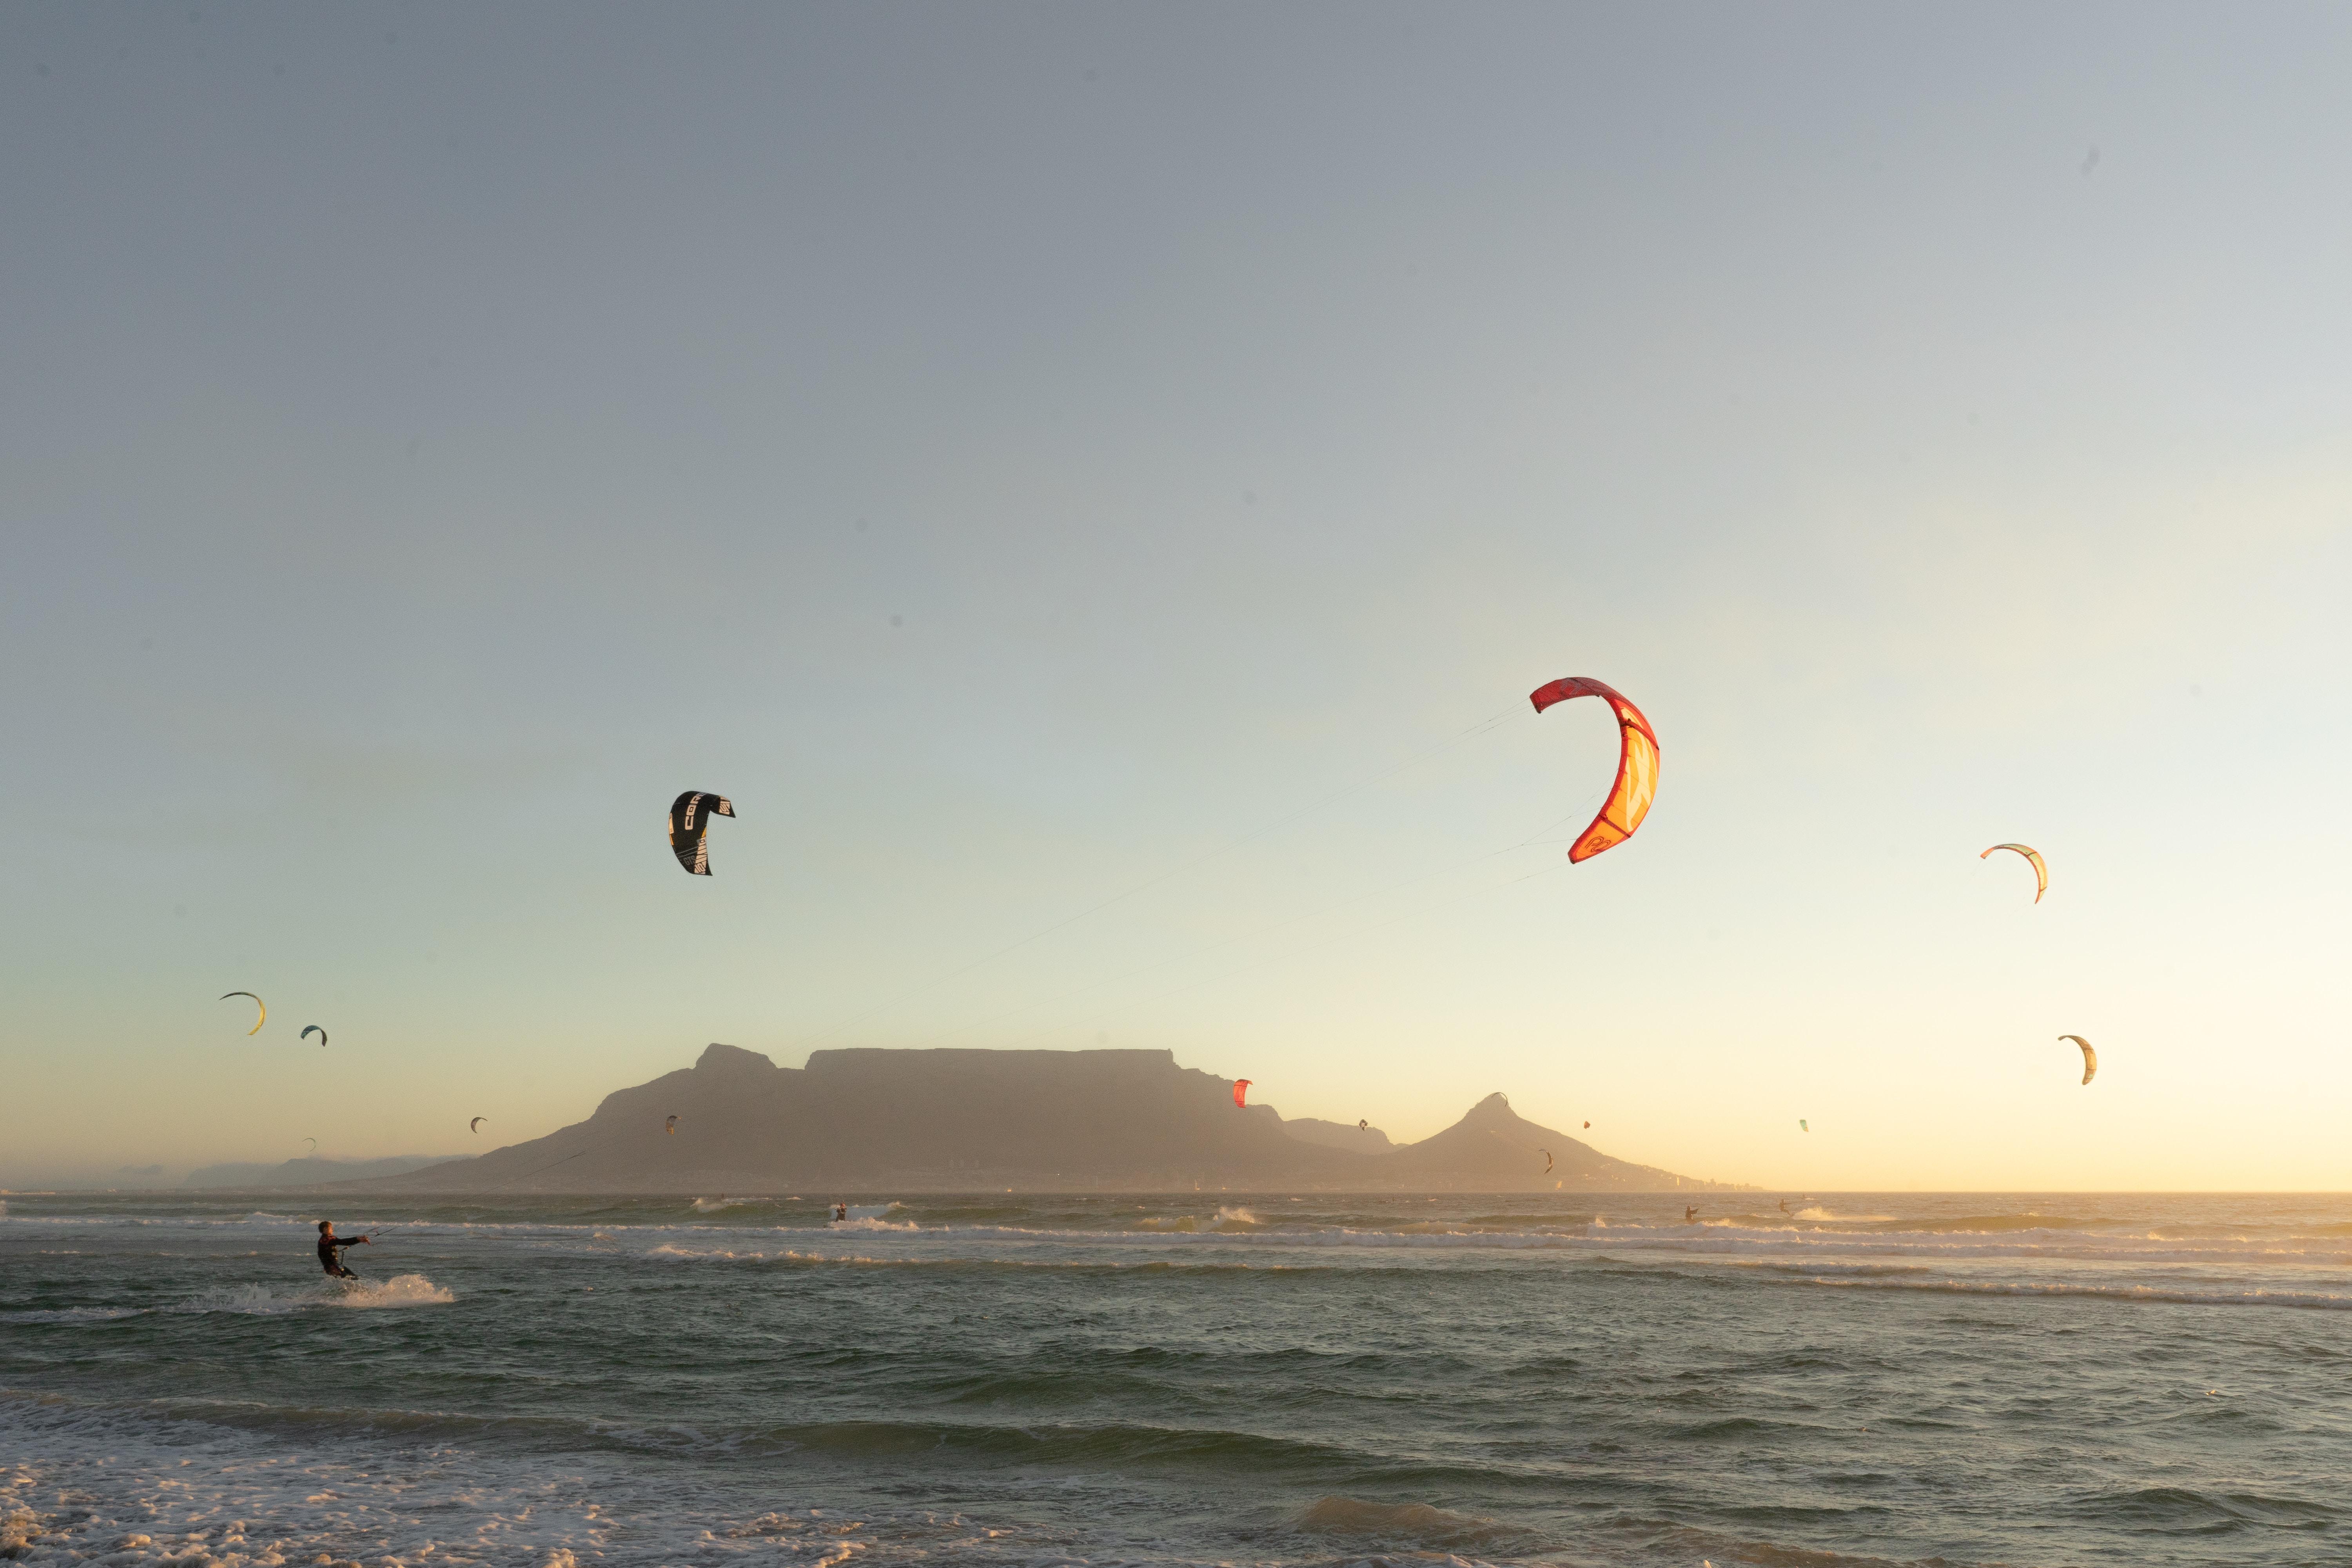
316,1220 -> 371,1279
1684,1205 -> 1699,1223
833,1202 -> 849,1223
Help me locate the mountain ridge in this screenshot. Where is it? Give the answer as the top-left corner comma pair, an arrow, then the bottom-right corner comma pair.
350,1044 -> 1742,1194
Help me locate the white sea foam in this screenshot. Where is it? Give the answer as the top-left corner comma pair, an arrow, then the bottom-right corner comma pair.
0,1398 -> 944,1568
649,1243 -> 831,1262
1135,1205 -> 1262,1233
172,1274 -> 455,1314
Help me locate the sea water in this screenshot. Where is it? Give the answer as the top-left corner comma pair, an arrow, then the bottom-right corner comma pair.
4,1191 -> 2348,1566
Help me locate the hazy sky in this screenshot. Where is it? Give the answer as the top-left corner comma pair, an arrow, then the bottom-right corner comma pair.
6,3 -> 2348,1191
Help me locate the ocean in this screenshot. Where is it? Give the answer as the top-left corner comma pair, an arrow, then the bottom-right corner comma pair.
4,1191 -> 2348,1567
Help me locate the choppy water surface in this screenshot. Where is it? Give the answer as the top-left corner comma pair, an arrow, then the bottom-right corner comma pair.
5,1191 -> 2349,1567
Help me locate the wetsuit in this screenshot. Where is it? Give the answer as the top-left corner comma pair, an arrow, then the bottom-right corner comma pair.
317,1233 -> 363,1278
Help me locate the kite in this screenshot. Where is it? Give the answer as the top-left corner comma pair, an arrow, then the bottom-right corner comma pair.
301,1025 -> 327,1048
669,792 -> 735,876
1233,1080 -> 1251,1109
1583,1121 -> 1590,1129
1528,677 -> 1659,863
1542,1149 -> 1553,1173
220,992 -> 266,1035
1980,843 -> 2049,903
1799,1120 -> 1809,1132
1357,1119 -> 1368,1132
665,1114 -> 680,1134
470,1117 -> 487,1134
2061,1035 -> 2097,1085
302,1137 -> 317,1154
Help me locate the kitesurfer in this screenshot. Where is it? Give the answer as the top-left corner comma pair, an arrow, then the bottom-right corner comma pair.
833,1202 -> 849,1223
316,1220 -> 372,1279
1684,1205 -> 1699,1223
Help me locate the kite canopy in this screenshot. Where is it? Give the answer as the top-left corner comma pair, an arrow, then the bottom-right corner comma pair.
1799,1119 -> 1809,1132
669,792 -> 735,876
1233,1080 -> 1251,1109
470,1117 -> 487,1134
1357,1119 -> 1368,1132
1528,677 -> 1659,863
2061,1035 -> 2097,1086
1542,1149 -> 1553,1173
1981,843 -> 2049,903
665,1114 -> 680,1134
300,1025 -> 327,1048
220,992 -> 265,1035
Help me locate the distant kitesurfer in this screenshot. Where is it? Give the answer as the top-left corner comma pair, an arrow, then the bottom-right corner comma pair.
833,1202 -> 848,1223
1779,1199 -> 1790,1214
1684,1205 -> 1699,1223
316,1220 -> 371,1279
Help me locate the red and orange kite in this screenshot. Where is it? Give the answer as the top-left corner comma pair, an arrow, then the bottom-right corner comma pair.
1980,843 -> 2048,903
1529,677 -> 1659,863
1233,1080 -> 1251,1108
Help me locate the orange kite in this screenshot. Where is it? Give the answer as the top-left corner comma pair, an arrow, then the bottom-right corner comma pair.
1529,677 -> 1660,862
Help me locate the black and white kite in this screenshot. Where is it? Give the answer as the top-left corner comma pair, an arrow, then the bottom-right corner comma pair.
668,792 -> 735,876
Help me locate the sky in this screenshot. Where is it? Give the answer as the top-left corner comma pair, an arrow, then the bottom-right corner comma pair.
4,2 -> 2348,1191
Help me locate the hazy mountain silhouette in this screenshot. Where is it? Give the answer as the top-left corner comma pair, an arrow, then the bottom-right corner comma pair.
1280,1116 -> 1394,1154
185,1154 -> 448,1189
357,1045 -> 1733,1193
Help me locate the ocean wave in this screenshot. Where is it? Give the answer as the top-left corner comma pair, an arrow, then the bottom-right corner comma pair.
639,1242 -> 1303,1274
1643,1517 -> 1964,1568
3,1386 -> 1390,1481
711,1218 -> 2352,1268
169,1273 -> 455,1314
648,1243 -> 846,1263
4,1392 -> 1525,1568
16,1203 -> 2352,1278
0,1395 -> 815,1568
1799,1275 -> 2352,1311
2069,1484 -> 2341,1527
0,1305 -> 148,1324
1134,1205 -> 1263,1233
1298,1495 -> 1519,1549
